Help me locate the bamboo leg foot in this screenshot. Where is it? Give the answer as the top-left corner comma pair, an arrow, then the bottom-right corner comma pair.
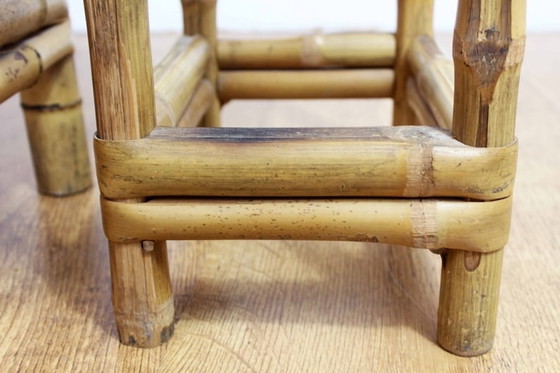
109,240 -> 175,347
21,55 -> 91,196
437,249 -> 504,356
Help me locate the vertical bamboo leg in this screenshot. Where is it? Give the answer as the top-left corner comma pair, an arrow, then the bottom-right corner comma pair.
20,55 -> 91,196
438,250 -> 504,355
182,0 -> 220,127
84,0 -> 175,346
437,0 -> 525,356
393,0 -> 433,125
110,240 -> 175,347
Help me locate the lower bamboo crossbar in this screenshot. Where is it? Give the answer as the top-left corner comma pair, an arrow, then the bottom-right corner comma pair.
154,36 -> 210,127
94,126 -> 517,201
0,21 -> 72,103
100,196 -> 512,253
218,32 -> 396,69
408,35 -> 454,129
218,69 -> 394,101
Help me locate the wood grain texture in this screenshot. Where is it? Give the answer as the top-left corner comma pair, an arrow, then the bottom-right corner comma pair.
0,33 -> 558,371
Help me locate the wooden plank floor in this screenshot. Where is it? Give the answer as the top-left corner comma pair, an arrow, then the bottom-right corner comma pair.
0,34 -> 559,372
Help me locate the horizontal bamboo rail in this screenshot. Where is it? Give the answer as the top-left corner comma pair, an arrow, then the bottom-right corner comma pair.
408,35 -> 454,129
218,69 -> 394,101
154,36 -> 210,127
407,77 -> 437,126
0,20 -> 72,103
176,79 -> 214,127
95,125 -> 517,200
0,0 -> 67,48
100,196 -> 512,253
217,33 -> 396,69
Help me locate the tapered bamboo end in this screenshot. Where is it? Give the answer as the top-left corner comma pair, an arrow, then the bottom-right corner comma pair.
114,301 -> 175,348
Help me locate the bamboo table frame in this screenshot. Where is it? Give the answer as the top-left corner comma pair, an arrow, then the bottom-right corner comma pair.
84,0 -> 525,357
0,0 -> 91,196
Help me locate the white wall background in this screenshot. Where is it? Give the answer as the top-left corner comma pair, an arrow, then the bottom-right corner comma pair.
69,1 -> 559,34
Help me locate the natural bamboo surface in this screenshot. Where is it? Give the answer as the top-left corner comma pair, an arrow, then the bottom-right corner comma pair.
0,34 -> 558,371
217,33 -> 395,69
218,69 -> 394,101
95,126 -> 517,200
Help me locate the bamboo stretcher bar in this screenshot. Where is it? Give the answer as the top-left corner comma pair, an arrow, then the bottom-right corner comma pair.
406,77 -> 438,126
95,125 -> 517,200
0,21 -> 72,103
154,36 -> 210,127
176,79 -> 214,127
408,35 -> 454,129
218,33 -> 396,69
218,69 -> 394,101
100,196 -> 512,253
0,0 -> 67,48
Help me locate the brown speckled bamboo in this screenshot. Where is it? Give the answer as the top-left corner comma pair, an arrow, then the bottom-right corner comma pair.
94,126 -> 517,201
0,21 -> 72,103
100,196 -> 512,253
0,0 -> 67,48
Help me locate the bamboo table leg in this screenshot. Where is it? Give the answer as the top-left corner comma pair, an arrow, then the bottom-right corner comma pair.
84,0 -> 176,347
110,241 -> 175,347
20,55 -> 91,196
437,0 -> 525,356
393,0 -> 433,125
182,0 -> 220,127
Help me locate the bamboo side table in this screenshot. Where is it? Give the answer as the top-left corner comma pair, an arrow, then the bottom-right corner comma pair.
84,0 -> 525,356
0,0 -> 91,196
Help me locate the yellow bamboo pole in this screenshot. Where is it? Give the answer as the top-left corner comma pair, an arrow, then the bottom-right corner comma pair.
100,197 -> 512,253
394,0 -> 434,125
437,0 -> 526,356
84,0 -> 174,348
154,36 -> 210,127
218,33 -> 396,69
0,21 -> 73,103
181,0 -> 220,127
218,69 -> 394,101
406,78 -> 438,127
176,79 -> 214,127
408,35 -> 454,129
94,126 -> 517,201
21,55 -> 91,195
0,0 -> 67,48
